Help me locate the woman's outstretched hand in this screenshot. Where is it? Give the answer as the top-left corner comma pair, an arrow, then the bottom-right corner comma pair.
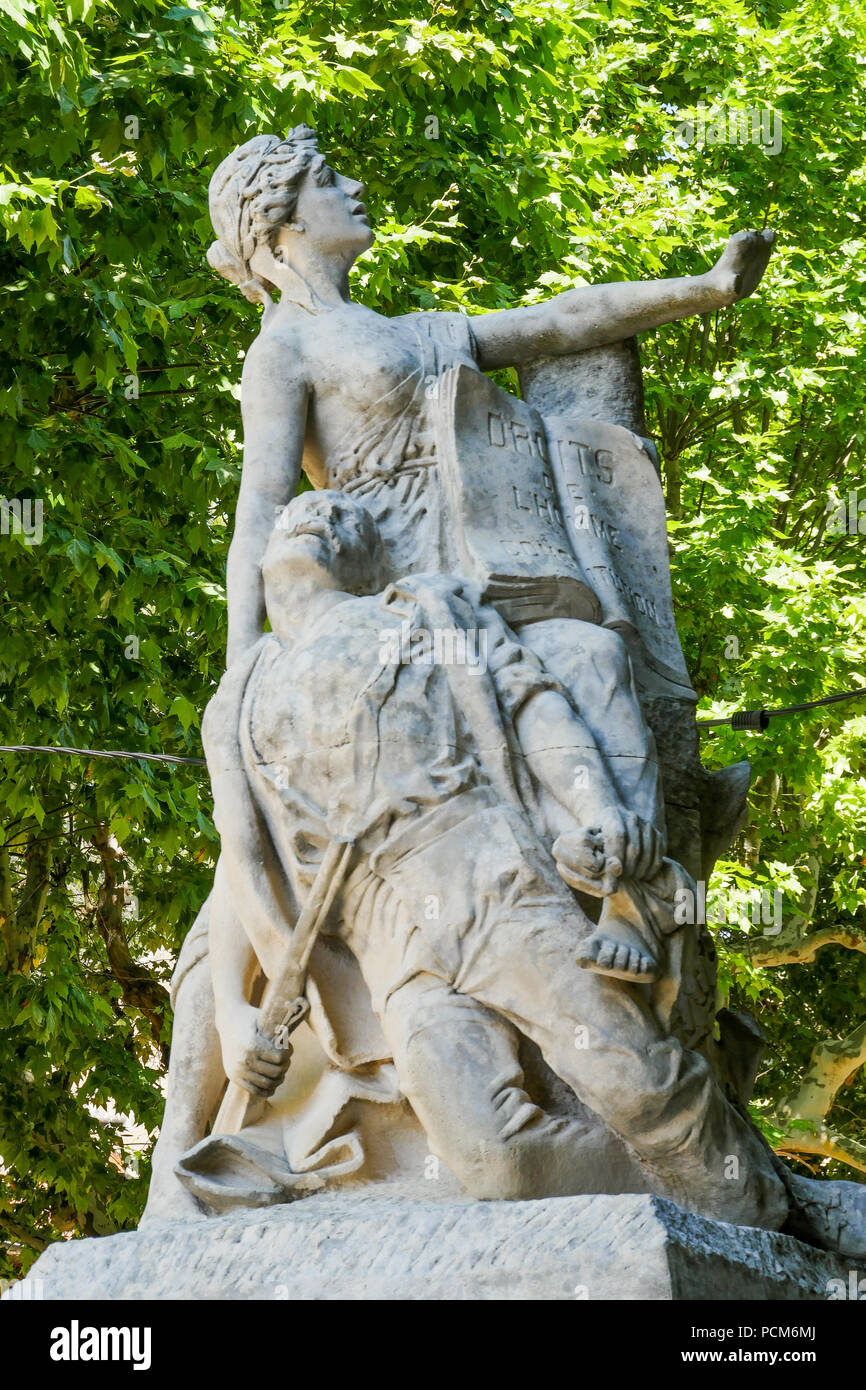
707,228 -> 776,304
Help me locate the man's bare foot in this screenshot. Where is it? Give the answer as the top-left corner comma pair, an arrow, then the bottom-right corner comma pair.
553,809 -> 664,897
572,859 -> 699,984
576,915 -> 659,983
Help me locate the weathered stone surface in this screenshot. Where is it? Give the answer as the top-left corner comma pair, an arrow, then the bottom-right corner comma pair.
143,126 -> 815,1266
518,339 -> 648,436
16,1194 -> 850,1302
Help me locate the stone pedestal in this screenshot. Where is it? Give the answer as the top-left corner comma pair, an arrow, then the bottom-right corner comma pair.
12,1193 -> 850,1301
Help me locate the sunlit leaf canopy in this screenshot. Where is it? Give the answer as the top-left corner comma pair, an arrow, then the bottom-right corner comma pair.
1,0 -> 865,1270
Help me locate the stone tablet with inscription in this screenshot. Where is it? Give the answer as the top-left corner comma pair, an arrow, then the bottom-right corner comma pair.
436,363 -> 692,699
436,364 -> 601,627
543,412 -> 693,694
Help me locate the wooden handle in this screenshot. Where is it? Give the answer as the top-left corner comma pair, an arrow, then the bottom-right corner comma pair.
211,839 -> 353,1138
213,1078 -> 268,1135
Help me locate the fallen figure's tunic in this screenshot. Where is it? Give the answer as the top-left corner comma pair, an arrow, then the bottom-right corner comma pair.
195,572 -> 787,1228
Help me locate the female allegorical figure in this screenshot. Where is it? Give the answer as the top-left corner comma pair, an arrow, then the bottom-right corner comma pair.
207,124 -> 774,897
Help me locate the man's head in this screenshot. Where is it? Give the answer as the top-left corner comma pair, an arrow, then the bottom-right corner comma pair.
262,490 -> 386,637
207,127 -> 372,309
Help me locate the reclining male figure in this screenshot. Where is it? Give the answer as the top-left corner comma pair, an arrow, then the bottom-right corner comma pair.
195,488 -> 788,1232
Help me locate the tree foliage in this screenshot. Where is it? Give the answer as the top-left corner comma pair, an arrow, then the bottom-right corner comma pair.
2,0 -> 865,1274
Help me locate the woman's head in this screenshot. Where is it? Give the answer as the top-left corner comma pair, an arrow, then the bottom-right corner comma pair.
207,127 -> 372,309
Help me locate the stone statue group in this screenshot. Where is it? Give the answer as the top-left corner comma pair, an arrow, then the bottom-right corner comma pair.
143,126 -> 865,1260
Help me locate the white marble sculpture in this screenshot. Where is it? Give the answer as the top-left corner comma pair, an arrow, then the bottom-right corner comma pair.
142,126 -> 866,1260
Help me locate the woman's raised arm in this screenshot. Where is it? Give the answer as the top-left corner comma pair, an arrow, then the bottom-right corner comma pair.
471,229 -> 775,371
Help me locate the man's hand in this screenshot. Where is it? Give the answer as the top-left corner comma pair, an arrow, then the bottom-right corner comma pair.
553,809 -> 665,896
217,999 -> 293,1098
707,229 -> 775,304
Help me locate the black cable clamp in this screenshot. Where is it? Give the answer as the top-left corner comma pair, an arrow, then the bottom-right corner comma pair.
730,708 -> 770,731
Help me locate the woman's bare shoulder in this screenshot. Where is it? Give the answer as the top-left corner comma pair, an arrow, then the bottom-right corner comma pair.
242,312 -> 309,388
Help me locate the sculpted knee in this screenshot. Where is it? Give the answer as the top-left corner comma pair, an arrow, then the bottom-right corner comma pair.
548,623 -> 633,696
584,624 -> 632,678
582,1041 -> 712,1145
